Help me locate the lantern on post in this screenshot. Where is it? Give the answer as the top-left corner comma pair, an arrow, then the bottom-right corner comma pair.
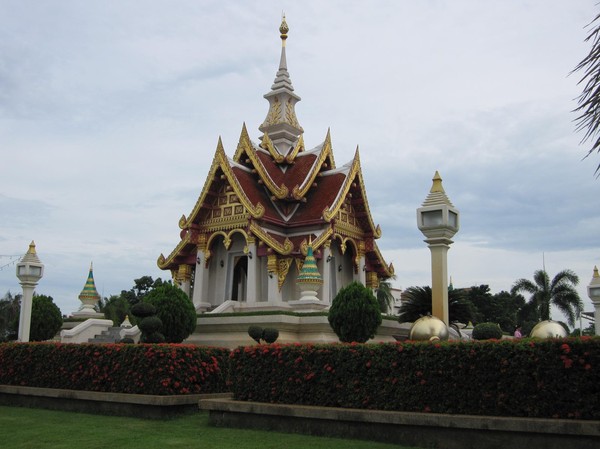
16,241 -> 44,342
417,172 -> 459,325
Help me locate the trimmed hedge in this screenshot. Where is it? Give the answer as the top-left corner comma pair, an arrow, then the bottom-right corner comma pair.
0,342 -> 230,395
229,337 -> 600,419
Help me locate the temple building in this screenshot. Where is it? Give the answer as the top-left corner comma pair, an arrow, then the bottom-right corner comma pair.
158,17 -> 394,313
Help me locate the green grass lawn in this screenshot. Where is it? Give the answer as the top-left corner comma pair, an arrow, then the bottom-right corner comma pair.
0,406 -> 416,449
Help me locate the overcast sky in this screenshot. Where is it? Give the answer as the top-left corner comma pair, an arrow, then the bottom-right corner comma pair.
1,1 -> 598,327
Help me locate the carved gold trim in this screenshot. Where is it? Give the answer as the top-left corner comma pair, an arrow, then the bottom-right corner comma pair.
277,257 -> 293,291
177,264 -> 192,282
322,149 -> 381,238
292,129 -> 333,200
285,98 -> 301,129
249,222 -> 294,255
157,230 -> 192,269
267,254 -> 278,273
373,241 -> 395,277
182,137 -> 264,233
261,96 -> 282,129
299,228 -> 334,256
285,134 -> 304,163
261,131 -> 285,164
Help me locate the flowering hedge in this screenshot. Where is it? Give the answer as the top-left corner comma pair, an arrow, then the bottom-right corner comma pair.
229,337 -> 600,419
0,342 -> 230,395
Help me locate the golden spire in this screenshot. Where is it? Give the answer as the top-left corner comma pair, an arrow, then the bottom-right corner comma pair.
421,171 -> 454,207
594,266 -> 599,278
430,171 -> 445,193
27,241 -> 37,255
280,13 -> 289,44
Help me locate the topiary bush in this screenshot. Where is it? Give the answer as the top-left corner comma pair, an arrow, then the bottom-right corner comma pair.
247,326 -> 279,344
248,326 -> 263,344
472,322 -> 503,340
262,328 -> 279,344
144,283 -> 197,343
131,302 -> 165,343
328,281 -> 382,343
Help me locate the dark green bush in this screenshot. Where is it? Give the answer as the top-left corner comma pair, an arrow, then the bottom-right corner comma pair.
472,322 -> 503,340
131,302 -> 156,318
328,281 -> 382,343
0,343 -> 231,395
30,295 -> 63,341
262,328 -> 279,344
144,284 -> 196,343
138,315 -> 162,334
248,326 -> 263,343
229,338 -> 600,419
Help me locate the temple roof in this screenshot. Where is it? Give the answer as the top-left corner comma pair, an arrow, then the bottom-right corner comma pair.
158,17 -> 393,279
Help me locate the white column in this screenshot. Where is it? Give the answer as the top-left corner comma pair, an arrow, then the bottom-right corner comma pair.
428,241 -> 450,325
321,245 -> 332,304
593,302 -> 600,336
192,249 -> 211,312
18,283 -> 35,342
357,254 -> 366,285
246,242 -> 258,305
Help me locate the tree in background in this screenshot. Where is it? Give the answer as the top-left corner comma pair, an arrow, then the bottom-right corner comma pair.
328,281 -> 382,343
376,277 -> 396,314
0,291 -> 21,342
29,294 -> 63,341
465,285 -> 526,333
99,295 -> 135,327
511,269 -> 582,328
397,286 -> 475,325
144,283 -> 196,343
574,9 -> 600,174
119,276 -> 166,306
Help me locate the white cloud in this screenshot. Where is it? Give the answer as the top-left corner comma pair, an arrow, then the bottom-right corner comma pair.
0,1 -> 598,326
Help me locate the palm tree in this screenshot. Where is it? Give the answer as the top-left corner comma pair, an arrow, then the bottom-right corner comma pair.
398,286 -> 475,324
574,10 -> 600,174
510,269 -> 582,328
376,277 -> 396,314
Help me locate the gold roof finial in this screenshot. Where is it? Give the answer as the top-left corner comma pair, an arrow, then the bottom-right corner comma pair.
430,171 -> 445,193
27,241 -> 37,255
280,13 -> 289,43
594,266 -> 599,278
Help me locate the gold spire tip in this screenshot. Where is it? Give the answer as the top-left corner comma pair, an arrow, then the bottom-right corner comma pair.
430,171 -> 445,193
594,266 -> 599,278
280,13 -> 289,41
27,241 -> 37,254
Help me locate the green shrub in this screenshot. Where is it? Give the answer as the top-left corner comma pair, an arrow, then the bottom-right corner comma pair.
131,302 -> 165,343
0,343 -> 231,395
131,302 -> 156,318
262,328 -> 279,344
30,295 -> 63,341
248,326 -> 263,343
328,281 -> 382,343
229,338 -> 600,419
144,284 -> 196,343
472,322 -> 503,340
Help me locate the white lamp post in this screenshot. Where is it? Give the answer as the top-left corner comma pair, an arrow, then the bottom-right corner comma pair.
16,241 -> 44,342
587,266 -> 600,336
417,171 -> 459,325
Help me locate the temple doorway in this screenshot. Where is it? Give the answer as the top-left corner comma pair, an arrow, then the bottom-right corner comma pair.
230,255 -> 248,301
